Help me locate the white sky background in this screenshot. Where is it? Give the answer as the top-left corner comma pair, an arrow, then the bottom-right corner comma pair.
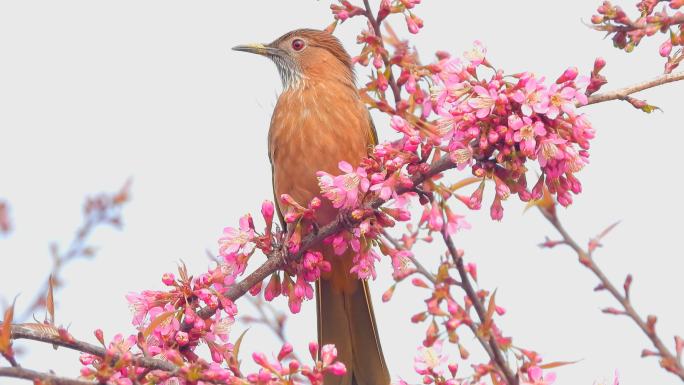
0,1 -> 682,384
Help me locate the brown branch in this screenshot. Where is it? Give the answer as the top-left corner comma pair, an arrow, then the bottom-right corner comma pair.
362,0 -> 402,106
441,230 -> 518,385
0,367 -> 98,385
583,71 -> 684,106
197,156 -> 457,320
8,324 -> 177,373
538,207 -> 684,381
593,13 -> 684,33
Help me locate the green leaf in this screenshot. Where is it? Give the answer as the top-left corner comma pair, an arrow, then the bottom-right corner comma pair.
231,328 -> 250,371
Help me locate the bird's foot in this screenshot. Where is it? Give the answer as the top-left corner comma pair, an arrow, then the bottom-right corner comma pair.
337,207 -> 358,231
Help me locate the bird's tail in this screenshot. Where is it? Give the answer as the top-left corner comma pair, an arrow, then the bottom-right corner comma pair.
316,255 -> 390,385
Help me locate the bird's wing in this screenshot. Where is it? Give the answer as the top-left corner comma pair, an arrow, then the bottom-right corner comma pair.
367,112 -> 379,146
269,151 -> 286,229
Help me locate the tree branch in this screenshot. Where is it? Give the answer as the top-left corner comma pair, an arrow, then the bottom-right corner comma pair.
538,207 -> 684,381
8,324 -> 177,373
0,367 -> 97,385
584,71 -> 684,106
441,231 -> 518,385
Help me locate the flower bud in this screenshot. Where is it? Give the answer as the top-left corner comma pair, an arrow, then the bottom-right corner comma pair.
555,66 -> 578,83
261,200 -> 274,228
326,362 -> 347,376
309,341 -> 319,360
593,57 -> 606,73
252,352 -> 269,367
288,360 -> 300,373
659,40 -> 672,57
94,329 -> 104,345
278,343 -> 293,361
321,344 -> 338,365
175,331 -> 189,346
161,272 -> 175,286
264,273 -> 282,301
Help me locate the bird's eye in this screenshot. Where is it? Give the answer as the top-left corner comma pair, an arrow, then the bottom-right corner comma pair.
291,39 -> 305,51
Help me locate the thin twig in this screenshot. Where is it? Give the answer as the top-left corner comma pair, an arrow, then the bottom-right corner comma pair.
441,231 -> 518,385
15,181 -> 131,322
242,296 -> 303,363
381,229 -> 437,284
362,0 -> 402,106
0,367 -> 98,385
584,71 -> 684,106
538,207 -> 684,381
1,352 -> 19,367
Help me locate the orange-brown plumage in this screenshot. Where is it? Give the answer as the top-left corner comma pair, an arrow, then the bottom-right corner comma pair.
234,29 -> 389,385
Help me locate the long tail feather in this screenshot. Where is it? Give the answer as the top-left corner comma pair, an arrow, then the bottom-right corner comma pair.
316,261 -> 389,385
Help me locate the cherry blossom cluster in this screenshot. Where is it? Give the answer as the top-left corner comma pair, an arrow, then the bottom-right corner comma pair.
214,1 -> 600,383
428,48 -> 596,212
591,0 -> 684,73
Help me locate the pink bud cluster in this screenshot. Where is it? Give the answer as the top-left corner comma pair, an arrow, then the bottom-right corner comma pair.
592,0 -> 684,73
79,332 -> 234,385
331,0 -> 423,35
121,263 -> 238,364
79,331 -> 345,385
248,343 -> 346,384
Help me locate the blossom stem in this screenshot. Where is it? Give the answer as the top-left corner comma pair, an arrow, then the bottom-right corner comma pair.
583,71 -> 684,106
538,207 -> 684,381
441,230 -> 518,385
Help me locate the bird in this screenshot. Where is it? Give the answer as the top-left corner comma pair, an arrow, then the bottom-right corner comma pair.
233,29 -> 390,385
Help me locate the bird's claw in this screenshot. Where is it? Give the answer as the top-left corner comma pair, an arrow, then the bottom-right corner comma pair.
337,208 -> 357,230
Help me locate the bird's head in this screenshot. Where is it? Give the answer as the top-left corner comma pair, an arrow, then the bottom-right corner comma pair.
233,29 -> 354,89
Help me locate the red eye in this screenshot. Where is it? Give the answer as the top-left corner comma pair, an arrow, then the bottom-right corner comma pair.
291,39 -> 305,51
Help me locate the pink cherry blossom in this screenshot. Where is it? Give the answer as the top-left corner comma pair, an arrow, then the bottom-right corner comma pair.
218,215 -> 255,259
512,75 -> 550,116
317,161 -> 370,209
468,85 -> 499,118
414,340 -> 448,375
350,249 -> 381,279
508,114 -> 546,156
464,40 -> 487,66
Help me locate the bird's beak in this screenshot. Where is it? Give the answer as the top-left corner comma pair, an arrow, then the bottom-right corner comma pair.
232,43 -> 274,56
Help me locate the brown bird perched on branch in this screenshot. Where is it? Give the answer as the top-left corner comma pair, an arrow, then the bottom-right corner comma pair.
233,29 -> 390,385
